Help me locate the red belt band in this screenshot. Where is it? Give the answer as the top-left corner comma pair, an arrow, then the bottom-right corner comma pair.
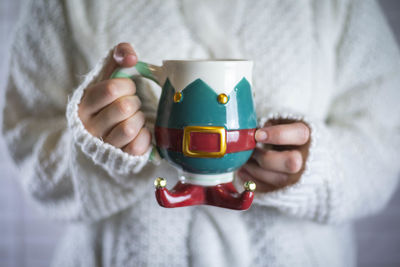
155,126 -> 256,155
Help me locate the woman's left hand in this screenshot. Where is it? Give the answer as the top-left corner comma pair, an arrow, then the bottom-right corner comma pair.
238,120 -> 311,193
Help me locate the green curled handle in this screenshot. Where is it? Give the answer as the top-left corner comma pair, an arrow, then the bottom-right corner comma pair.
110,61 -> 165,86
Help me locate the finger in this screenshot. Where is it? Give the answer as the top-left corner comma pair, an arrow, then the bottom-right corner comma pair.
103,111 -> 145,148
239,161 -> 290,188
123,127 -> 152,156
88,96 -> 142,137
255,122 -> 310,145
102,43 -> 138,79
252,147 -> 303,174
113,42 -> 138,67
237,168 -> 275,192
80,78 -> 136,118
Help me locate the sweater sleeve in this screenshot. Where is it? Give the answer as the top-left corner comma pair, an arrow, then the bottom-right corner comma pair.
252,0 -> 400,224
2,0 -> 158,222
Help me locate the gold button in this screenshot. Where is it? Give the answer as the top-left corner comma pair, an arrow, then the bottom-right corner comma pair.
217,93 -> 229,104
244,181 -> 256,192
154,177 -> 167,188
173,92 -> 182,103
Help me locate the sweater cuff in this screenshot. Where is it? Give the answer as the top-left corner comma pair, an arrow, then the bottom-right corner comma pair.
251,110 -> 340,223
66,50 -> 156,180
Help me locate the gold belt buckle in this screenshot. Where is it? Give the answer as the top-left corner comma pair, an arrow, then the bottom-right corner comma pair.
182,126 -> 227,158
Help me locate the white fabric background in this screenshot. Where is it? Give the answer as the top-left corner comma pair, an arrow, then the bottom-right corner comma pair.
0,1 -> 399,266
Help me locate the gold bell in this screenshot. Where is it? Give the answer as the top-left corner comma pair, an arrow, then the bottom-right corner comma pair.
244,181 -> 256,192
154,177 -> 167,188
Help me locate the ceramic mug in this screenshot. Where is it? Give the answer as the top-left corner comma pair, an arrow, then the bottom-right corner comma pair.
112,59 -> 257,210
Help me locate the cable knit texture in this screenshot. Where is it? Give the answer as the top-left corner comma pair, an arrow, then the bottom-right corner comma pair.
2,0 -> 400,266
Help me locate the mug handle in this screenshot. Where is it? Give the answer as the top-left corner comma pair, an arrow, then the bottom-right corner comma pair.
110,61 -> 164,164
110,61 -> 165,86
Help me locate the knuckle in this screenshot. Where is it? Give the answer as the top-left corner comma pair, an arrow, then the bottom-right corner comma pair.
121,122 -> 137,138
285,151 -> 302,173
104,80 -> 119,99
115,98 -> 134,116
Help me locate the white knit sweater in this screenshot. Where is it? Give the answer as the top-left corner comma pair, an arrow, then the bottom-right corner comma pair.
3,0 -> 400,266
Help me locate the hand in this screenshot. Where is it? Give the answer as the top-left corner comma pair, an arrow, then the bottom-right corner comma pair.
238,119 -> 311,192
78,43 -> 151,156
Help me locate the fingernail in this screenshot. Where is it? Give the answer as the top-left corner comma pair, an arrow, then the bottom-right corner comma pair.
255,130 -> 268,141
114,50 -> 125,63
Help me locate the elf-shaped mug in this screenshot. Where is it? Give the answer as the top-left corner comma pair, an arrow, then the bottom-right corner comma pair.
112,59 -> 257,210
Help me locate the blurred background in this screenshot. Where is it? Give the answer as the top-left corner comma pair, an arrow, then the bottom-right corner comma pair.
0,1 -> 399,266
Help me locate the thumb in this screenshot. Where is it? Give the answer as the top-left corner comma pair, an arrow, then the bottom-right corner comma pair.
103,42 -> 138,79
113,42 -> 138,67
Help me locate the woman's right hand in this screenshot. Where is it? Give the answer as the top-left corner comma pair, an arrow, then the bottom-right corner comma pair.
78,43 -> 152,156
